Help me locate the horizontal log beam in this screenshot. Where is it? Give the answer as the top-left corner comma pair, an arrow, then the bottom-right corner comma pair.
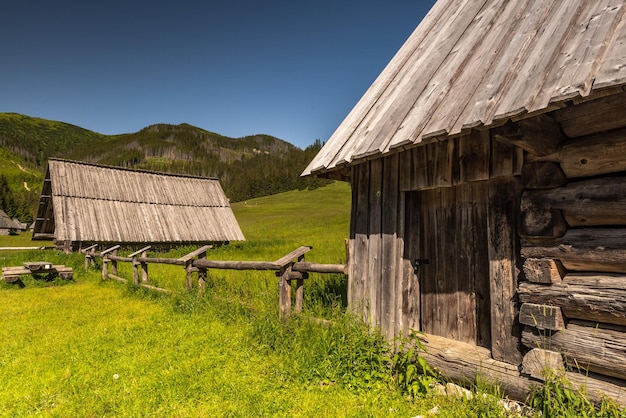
414,333 -> 534,403
416,332 -> 626,406
139,283 -> 172,294
492,114 -> 565,156
178,245 -> 212,262
521,229 -> 626,273
519,273 -> 626,327
107,274 -> 127,284
275,246 -> 312,267
522,321 -> 626,381
560,128 -> 626,178
292,262 -> 347,274
194,259 -> 281,271
521,177 -> 626,227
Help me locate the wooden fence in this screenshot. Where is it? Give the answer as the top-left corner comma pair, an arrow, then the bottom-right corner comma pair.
81,244 -> 348,318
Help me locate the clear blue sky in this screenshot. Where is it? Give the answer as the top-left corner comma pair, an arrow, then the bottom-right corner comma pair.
1,1 -> 435,149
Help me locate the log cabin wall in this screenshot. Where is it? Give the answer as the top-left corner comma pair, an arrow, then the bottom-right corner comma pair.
516,92 -> 626,389
348,92 -> 626,400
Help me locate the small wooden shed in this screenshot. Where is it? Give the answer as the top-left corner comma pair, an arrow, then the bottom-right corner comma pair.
33,158 -> 245,250
0,209 -> 22,235
304,0 -> 626,404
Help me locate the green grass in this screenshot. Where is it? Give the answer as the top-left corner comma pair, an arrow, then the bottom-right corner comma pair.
0,182 -> 619,417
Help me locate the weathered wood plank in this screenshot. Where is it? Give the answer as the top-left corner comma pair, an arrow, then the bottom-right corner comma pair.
492,114 -> 566,156
554,91 -> 626,138
488,177 -> 522,365
491,135 -> 524,178
459,130 -> 490,183
274,246 -> 312,268
559,128 -> 626,178
522,320 -> 626,380
531,0 -> 621,108
349,163 -> 370,320
519,303 -> 565,331
368,158 -> 383,328
381,154 -> 399,340
402,192 -> 421,336
519,273 -> 626,327
521,228 -> 626,273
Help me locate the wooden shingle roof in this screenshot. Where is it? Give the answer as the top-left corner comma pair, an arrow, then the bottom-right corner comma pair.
33,159 -> 245,244
0,209 -> 21,231
303,0 -> 626,177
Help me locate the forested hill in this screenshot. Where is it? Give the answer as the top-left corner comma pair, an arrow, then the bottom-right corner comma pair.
0,113 -> 329,224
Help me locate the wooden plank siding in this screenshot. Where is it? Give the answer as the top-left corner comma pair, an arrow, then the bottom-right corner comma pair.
349,132 -> 522,358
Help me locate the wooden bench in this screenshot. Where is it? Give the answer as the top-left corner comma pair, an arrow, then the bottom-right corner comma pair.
1,262 -> 73,284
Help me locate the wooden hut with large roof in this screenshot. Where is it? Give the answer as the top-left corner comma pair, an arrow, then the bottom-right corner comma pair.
304,0 -> 626,404
33,158 -> 245,251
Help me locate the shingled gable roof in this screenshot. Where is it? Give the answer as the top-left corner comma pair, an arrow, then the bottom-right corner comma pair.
303,0 -> 626,177
33,159 -> 245,244
0,209 -> 22,231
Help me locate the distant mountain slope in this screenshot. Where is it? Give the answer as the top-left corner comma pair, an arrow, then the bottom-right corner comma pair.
0,113 -> 328,223
0,113 -> 107,165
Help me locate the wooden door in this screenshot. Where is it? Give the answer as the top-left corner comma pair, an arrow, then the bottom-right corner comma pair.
406,182 -> 492,348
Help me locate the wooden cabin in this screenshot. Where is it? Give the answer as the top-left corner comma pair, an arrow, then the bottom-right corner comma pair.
33,158 -> 245,251
0,209 -> 22,235
304,0 -> 626,404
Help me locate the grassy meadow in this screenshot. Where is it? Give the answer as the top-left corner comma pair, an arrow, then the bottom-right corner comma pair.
0,182 -> 620,417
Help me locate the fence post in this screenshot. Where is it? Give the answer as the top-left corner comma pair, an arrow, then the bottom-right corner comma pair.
178,245 -> 212,292
275,246 -> 312,319
82,244 -> 98,269
197,249 -> 208,293
100,245 -> 121,281
141,248 -> 149,283
129,246 -> 151,287
295,254 -> 305,313
279,266 -> 292,319
102,255 -> 108,280
111,248 -> 118,276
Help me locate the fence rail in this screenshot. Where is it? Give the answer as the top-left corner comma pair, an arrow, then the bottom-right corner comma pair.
81,244 -> 348,318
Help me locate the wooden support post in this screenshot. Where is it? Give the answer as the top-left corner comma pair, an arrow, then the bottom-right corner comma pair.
83,244 -> 98,269
178,245 -> 212,292
129,246 -> 151,287
197,249 -> 207,293
132,258 -> 139,286
185,260 -> 194,291
295,254 -> 305,313
275,247 -> 312,319
102,257 -> 108,280
111,249 -> 118,276
279,266 -> 292,319
100,245 -> 120,281
141,249 -> 148,283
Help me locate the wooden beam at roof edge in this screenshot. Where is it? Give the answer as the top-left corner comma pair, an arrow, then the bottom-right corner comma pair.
492,114 -> 566,157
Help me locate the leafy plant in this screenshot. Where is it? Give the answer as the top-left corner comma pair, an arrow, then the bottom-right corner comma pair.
391,330 -> 438,398
527,371 -> 624,417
